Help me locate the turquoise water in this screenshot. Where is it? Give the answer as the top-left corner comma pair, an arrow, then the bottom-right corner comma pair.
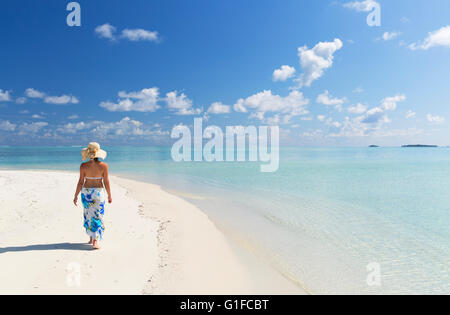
0,146 -> 449,294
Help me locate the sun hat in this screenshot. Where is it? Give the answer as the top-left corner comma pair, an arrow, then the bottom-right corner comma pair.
81,142 -> 107,161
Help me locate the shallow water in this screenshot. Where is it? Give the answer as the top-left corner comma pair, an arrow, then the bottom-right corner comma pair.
1,146 -> 449,294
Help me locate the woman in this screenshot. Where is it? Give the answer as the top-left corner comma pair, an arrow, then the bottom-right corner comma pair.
73,142 -> 112,249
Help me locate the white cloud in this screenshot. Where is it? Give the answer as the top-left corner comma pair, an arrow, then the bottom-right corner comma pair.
382,31 -> 401,41
273,65 -> 296,82
317,115 -> 326,122
25,88 -> 45,99
362,107 -> 386,123
18,122 -> 48,135
343,0 -> 379,12
44,95 -> 79,105
100,88 -> 200,115
93,117 -> 168,138
327,114 -> 387,138
57,121 -> 100,134
25,88 -> 79,104
348,103 -> 368,114
331,121 -> 342,128
352,94 -> 404,127
68,115 -> 79,120
100,88 -> 161,112
302,129 -> 324,138
406,110 -> 416,119
266,115 -> 282,125
373,128 -> 424,138
96,24 -> 159,43
95,23 -> 117,40
426,114 -> 445,124
32,114 -> 44,119
207,102 -> 231,114
0,120 -> 16,131
401,17 -> 410,24
233,100 -> 247,113
295,39 -> 343,88
95,117 -> 143,136
364,108 -> 392,126
121,29 -> 159,42
166,91 -> 201,115
327,94 -> 406,138
381,94 -> 406,111
0,89 -> 11,102
316,90 -> 346,111
57,117 -> 168,139
16,97 -> 27,104
328,115 -> 424,138
409,26 -> 450,50
234,90 -> 309,123
352,95 -> 404,126
353,87 -> 364,94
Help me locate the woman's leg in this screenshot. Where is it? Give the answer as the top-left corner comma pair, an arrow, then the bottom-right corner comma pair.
92,239 -> 101,249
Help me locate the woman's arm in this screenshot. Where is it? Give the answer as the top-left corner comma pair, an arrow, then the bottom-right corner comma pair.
73,165 -> 84,206
103,163 -> 112,203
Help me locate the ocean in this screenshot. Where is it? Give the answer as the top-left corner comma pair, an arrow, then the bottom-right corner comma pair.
0,146 -> 449,294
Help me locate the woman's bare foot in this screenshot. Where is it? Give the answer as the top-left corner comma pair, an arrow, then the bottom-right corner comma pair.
92,240 -> 101,250
89,237 -> 93,245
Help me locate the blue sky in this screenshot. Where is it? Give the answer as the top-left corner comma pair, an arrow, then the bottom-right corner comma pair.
1,0 -> 450,146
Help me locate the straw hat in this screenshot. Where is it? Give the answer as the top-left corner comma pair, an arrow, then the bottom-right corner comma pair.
81,142 -> 107,161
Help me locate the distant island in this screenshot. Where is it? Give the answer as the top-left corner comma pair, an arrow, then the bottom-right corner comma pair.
368,145 -> 380,148
401,144 -> 438,148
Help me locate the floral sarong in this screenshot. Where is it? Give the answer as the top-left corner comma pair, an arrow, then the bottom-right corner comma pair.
81,187 -> 106,240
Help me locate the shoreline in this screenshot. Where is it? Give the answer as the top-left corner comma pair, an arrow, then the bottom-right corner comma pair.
0,170 -> 305,295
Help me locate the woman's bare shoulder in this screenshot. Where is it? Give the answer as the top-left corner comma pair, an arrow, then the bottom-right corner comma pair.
98,161 -> 109,169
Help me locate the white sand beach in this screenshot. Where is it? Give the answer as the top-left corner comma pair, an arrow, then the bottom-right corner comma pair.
0,170 -> 305,295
